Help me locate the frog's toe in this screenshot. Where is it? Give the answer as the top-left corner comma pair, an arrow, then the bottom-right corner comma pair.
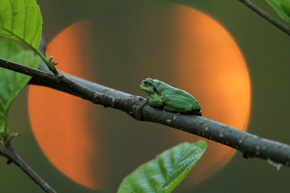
193,109 -> 202,116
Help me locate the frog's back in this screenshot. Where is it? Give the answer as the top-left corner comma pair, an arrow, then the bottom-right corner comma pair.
170,89 -> 201,110
153,79 -> 201,110
153,79 -> 175,93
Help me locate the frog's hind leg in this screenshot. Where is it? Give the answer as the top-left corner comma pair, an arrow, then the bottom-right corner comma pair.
147,96 -> 163,107
193,109 -> 202,116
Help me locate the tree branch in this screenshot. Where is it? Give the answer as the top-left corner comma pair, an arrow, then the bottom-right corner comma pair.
1,58 -> 290,168
0,143 -> 56,193
239,0 -> 290,36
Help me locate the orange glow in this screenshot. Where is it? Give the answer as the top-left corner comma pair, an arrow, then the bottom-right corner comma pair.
28,4 -> 251,192
172,6 -> 251,185
28,21 -> 104,190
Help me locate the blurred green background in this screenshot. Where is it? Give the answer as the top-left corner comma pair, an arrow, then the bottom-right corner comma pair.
1,0 -> 290,192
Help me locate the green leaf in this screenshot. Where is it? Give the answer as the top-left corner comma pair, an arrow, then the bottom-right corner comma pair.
266,0 -> 290,22
0,40 -> 40,139
0,0 -> 43,51
281,2 -> 290,18
117,141 -> 207,193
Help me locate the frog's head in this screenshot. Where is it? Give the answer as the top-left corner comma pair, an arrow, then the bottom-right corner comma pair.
140,78 -> 159,96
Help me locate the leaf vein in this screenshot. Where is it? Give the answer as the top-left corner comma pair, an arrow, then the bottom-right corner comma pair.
144,165 -> 158,193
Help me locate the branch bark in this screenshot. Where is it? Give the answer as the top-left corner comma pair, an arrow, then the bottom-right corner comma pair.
1,58 -> 290,169
239,0 -> 290,36
0,143 -> 56,193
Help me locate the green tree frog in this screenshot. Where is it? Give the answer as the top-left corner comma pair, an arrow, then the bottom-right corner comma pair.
139,78 -> 202,115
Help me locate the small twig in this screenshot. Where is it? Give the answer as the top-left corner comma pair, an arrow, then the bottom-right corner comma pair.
1,58 -> 290,168
0,144 -> 56,193
239,0 -> 290,36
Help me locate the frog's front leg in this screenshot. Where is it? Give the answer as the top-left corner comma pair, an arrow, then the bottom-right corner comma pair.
147,96 -> 164,107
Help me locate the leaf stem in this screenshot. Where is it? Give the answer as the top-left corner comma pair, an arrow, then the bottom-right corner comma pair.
34,48 -> 51,69
0,27 -> 55,73
239,0 -> 290,36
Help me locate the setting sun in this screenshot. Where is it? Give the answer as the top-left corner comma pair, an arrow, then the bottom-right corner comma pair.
28,4 -> 250,191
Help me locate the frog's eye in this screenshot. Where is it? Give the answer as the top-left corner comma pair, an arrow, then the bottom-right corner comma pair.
143,80 -> 157,91
143,81 -> 150,86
